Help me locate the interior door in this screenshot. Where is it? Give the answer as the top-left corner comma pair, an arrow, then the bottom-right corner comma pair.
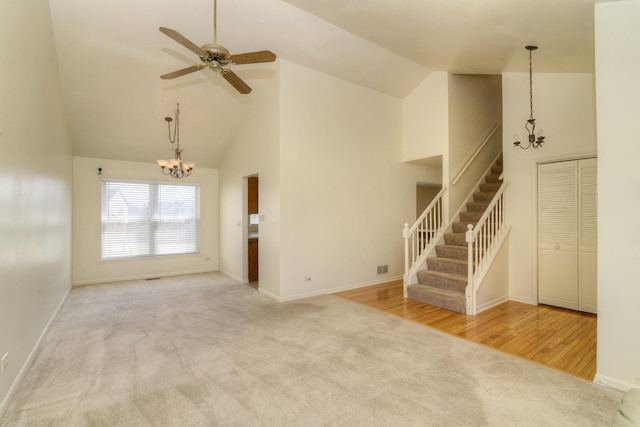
538,158 -> 597,313
579,158 -> 597,314
538,160 -> 579,310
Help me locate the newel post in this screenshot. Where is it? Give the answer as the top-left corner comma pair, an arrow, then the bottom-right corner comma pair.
403,223 -> 410,297
465,224 -> 475,315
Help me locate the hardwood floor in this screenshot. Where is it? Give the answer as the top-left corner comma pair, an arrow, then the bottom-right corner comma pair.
334,280 -> 597,381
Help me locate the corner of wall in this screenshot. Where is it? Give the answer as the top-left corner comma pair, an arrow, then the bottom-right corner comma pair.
402,71 -> 449,163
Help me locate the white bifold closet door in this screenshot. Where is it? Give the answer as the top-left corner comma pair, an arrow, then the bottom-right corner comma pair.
538,158 -> 597,314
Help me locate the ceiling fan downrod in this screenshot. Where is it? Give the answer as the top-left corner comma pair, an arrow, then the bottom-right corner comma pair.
213,0 -> 217,44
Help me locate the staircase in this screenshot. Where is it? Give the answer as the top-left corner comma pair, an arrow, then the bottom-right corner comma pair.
407,155 -> 503,314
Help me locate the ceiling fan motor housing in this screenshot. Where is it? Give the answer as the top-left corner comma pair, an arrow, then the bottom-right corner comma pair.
200,44 -> 231,69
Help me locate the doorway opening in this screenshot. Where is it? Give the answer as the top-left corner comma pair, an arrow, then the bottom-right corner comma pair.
247,175 -> 259,288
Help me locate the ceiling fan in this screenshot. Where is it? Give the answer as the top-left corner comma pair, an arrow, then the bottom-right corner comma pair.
159,0 -> 276,94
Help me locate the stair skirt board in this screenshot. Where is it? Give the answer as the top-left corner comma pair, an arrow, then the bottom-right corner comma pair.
406,154 -> 503,314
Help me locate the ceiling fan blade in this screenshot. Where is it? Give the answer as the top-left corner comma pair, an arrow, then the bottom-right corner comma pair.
159,27 -> 205,56
230,50 -> 277,65
161,64 -> 205,80
220,69 -> 252,94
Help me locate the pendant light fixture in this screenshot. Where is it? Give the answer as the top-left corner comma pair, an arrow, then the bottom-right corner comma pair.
157,103 -> 195,179
514,45 -> 545,149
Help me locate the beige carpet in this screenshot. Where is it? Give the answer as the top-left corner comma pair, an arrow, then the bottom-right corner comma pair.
0,272 -> 622,426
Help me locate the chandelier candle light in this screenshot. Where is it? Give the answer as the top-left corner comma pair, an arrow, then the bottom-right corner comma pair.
157,103 -> 195,179
514,45 -> 545,149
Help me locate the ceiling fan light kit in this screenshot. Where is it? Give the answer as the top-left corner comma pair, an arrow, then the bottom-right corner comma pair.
157,103 -> 196,179
514,45 -> 546,150
159,0 -> 276,94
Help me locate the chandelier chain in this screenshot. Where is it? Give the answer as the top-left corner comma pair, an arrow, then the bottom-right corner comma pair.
157,102 -> 194,179
513,45 -> 545,150
168,103 -> 179,146
529,49 -> 534,120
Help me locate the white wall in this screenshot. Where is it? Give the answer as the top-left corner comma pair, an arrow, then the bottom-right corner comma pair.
416,184 -> 442,219
218,67 -> 281,298
402,71 -> 449,163
477,238 -> 510,312
72,157 -> 219,285
502,72 -> 597,304
278,60 -> 440,300
448,74 -> 502,214
0,0 -> 73,413
594,0 -> 640,391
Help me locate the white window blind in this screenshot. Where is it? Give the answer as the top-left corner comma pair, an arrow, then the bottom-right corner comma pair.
101,180 -> 200,259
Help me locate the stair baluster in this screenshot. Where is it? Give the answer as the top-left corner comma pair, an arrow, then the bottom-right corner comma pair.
465,184 -> 507,314
403,187 -> 447,297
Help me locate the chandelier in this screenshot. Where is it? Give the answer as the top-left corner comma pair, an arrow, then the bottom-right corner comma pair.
514,45 -> 545,149
157,103 -> 195,178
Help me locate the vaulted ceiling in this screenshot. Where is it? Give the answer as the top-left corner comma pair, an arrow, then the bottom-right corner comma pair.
48,0 -> 610,168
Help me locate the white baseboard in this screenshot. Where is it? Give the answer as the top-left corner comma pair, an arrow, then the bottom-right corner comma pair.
271,275 -> 403,303
327,274 -> 403,296
73,268 -> 219,286
218,269 -> 243,284
508,295 -> 537,305
0,286 -> 71,419
477,296 -> 510,313
258,287 -> 281,302
594,373 -> 639,392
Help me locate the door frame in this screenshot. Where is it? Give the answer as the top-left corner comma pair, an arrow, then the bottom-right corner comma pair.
534,155 -> 597,307
242,173 -> 259,284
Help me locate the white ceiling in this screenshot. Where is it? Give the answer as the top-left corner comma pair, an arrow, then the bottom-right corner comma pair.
48,0 -> 610,168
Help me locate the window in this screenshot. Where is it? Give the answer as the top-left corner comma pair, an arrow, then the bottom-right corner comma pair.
101,179 -> 200,259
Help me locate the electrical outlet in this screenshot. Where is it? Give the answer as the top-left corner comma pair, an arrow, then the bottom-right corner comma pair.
304,275 -> 311,281
1,353 -> 8,372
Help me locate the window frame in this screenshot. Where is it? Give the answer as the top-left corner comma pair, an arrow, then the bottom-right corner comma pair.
100,178 -> 201,260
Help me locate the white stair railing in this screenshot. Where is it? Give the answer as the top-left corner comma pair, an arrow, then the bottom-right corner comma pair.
403,187 -> 447,297
464,181 -> 508,315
